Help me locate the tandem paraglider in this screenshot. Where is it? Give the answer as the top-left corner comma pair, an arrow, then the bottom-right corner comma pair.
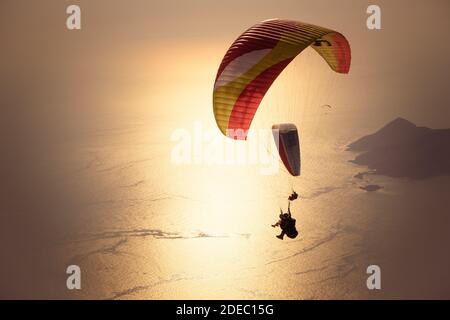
212,19 -> 351,239
272,202 -> 298,240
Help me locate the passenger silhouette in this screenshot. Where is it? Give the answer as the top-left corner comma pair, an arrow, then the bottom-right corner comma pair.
272,202 -> 299,240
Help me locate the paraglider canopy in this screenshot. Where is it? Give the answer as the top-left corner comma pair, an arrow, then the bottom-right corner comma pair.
272,123 -> 300,176
213,19 -> 351,140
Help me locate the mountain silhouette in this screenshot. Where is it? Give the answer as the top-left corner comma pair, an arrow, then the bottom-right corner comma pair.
347,118 -> 450,179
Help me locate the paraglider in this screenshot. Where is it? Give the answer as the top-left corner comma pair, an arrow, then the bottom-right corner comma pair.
212,19 -> 351,239
272,123 -> 300,206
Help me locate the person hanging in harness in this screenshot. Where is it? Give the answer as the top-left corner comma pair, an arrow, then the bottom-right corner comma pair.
288,190 -> 298,201
271,201 -> 299,240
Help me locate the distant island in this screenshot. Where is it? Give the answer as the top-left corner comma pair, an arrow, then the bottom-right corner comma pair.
359,184 -> 382,192
347,117 -> 450,179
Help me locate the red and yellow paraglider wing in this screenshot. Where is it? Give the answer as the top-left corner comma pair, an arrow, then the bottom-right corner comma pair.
213,19 -> 351,139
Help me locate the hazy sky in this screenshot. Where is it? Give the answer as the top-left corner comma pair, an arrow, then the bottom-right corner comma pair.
2,0 -> 450,131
